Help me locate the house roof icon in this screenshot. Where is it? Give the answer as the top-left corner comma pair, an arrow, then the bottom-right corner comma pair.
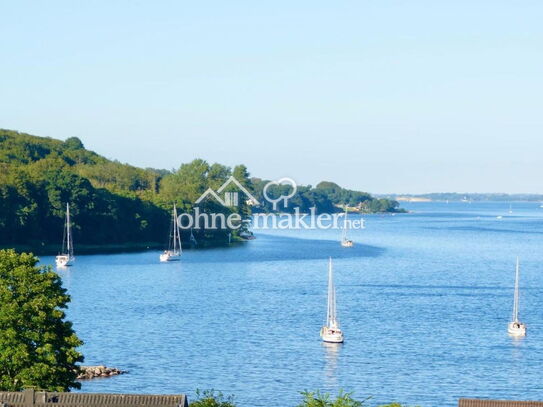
195,176 -> 260,206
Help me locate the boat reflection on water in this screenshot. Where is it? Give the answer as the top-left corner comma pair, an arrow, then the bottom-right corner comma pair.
322,341 -> 341,387
56,267 -> 72,291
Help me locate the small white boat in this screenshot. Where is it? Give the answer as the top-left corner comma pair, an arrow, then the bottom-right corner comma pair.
508,258 -> 526,337
240,230 -> 256,240
160,204 -> 182,262
340,209 -> 354,248
496,215 -> 503,219
56,203 -> 75,267
320,258 -> 344,343
341,240 -> 354,248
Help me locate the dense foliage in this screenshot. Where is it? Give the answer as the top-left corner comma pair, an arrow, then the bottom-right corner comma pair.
189,389 -> 236,407
0,130 -> 167,249
0,249 -> 83,391
0,129 -> 402,252
188,390 -> 416,407
250,179 -> 402,214
0,130 -> 251,251
297,390 -> 368,407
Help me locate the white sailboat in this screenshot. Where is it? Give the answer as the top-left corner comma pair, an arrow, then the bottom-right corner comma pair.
55,203 -> 75,267
508,257 -> 526,337
320,258 -> 344,343
341,209 -> 354,248
160,204 -> 182,262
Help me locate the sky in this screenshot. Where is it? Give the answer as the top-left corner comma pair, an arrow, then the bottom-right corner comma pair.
1,1 -> 542,194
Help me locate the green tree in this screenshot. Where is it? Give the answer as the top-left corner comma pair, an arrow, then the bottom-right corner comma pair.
189,389 -> 236,407
64,137 -> 84,150
0,249 -> 83,391
297,390 -> 368,407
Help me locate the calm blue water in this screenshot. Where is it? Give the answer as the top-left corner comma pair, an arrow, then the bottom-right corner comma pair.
41,202 -> 543,406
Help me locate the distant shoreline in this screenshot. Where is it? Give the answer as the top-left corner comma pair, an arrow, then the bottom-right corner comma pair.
1,239 -> 247,256
393,199 -> 543,203
380,195 -> 543,203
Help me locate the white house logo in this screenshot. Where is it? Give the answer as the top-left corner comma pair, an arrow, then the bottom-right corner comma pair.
195,176 -> 260,207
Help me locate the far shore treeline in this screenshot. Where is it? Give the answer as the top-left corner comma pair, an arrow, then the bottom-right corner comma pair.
0,129 -> 403,253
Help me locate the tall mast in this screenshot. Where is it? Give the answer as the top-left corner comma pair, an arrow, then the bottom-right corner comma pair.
173,204 -> 182,254
342,208 -> 348,241
327,258 -> 337,328
513,257 -> 520,322
66,203 -> 72,256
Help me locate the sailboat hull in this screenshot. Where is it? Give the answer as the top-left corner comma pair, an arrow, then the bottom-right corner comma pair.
160,251 -> 181,262
320,327 -> 344,343
56,255 -> 74,267
508,322 -> 526,337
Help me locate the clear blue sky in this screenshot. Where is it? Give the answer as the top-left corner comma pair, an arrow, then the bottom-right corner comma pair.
1,1 -> 541,193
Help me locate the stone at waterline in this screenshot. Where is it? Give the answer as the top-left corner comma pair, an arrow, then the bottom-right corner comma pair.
77,365 -> 127,380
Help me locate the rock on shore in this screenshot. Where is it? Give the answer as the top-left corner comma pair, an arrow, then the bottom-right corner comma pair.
77,365 -> 126,380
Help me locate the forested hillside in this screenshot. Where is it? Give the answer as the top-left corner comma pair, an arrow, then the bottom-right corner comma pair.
0,129 -> 402,253
0,129 -> 250,252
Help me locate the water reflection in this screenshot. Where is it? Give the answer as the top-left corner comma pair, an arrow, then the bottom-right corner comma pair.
509,334 -> 526,349
56,267 -> 72,290
322,342 -> 342,387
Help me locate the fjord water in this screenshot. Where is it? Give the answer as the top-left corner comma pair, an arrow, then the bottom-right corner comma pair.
42,202 -> 543,406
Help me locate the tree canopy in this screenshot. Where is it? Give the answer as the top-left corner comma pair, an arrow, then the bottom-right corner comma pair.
0,249 -> 83,391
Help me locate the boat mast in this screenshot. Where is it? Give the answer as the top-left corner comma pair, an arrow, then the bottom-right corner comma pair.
173,204 -> 182,254
66,203 -> 73,256
513,257 -> 520,322
327,258 -> 337,328
342,208 -> 348,241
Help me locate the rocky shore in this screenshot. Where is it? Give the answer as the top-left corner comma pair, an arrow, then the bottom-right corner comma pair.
77,365 -> 126,380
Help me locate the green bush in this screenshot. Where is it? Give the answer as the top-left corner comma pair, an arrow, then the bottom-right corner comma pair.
377,404 -> 419,407
297,390 -> 368,407
187,389 -> 417,407
189,389 -> 236,407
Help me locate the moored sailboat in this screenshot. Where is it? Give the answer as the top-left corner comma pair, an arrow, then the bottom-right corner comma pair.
160,204 -> 182,262
341,209 -> 354,248
56,203 -> 75,267
508,257 -> 526,337
320,258 -> 344,343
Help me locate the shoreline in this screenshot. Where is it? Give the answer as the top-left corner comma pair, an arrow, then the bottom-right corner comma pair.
1,239 -> 249,256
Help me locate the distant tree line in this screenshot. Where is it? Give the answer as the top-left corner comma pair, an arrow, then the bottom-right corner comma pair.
0,129 -> 403,252
250,179 -> 403,214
